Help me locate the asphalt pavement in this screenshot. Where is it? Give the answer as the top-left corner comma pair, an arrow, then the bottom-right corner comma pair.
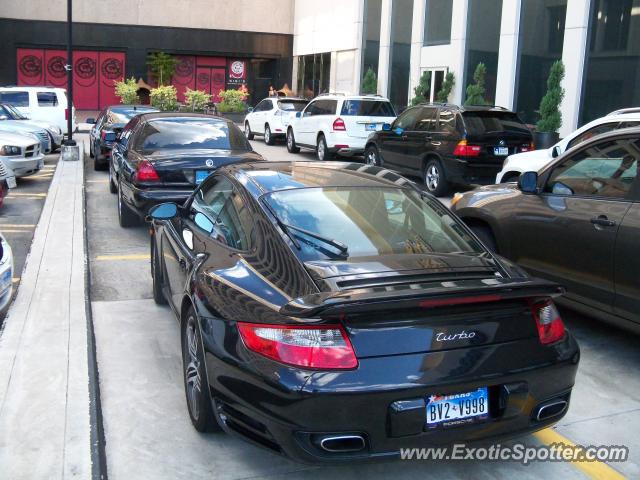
81,133 -> 638,479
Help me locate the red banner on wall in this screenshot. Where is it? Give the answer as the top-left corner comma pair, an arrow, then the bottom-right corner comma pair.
211,68 -> 226,103
44,50 -> 68,88
99,51 -> 125,107
173,56 -> 196,103
72,51 -> 99,110
16,49 -> 44,86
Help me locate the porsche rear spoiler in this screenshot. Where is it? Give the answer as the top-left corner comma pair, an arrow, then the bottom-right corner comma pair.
280,277 -> 564,318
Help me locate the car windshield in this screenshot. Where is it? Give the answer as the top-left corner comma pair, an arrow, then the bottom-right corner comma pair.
341,100 -> 396,117
4,104 -> 27,119
277,100 -> 307,111
137,118 -> 250,152
107,107 -> 157,125
462,111 -> 530,136
264,187 -> 483,261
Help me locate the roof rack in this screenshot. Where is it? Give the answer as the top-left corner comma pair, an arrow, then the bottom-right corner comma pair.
316,92 -> 347,97
418,102 -> 460,109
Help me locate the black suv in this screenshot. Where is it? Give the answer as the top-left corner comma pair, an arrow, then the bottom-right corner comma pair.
364,103 -> 533,196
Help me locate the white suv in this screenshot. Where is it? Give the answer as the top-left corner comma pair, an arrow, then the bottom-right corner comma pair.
0,86 -> 77,136
244,97 -> 308,145
496,112 -> 640,183
286,94 -> 396,160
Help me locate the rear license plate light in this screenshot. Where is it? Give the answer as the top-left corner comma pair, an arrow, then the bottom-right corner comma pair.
426,387 -> 489,428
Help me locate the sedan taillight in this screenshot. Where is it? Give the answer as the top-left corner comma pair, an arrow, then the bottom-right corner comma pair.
333,118 -> 346,131
135,160 -> 160,182
532,300 -> 565,345
238,323 -> 358,370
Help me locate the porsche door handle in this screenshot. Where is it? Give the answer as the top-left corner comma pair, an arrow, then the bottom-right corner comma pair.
590,216 -> 616,228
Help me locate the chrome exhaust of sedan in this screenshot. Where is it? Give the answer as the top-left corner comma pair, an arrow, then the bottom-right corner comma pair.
535,399 -> 568,422
318,435 -> 366,453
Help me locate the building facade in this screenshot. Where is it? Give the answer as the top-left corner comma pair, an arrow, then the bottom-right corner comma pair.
0,0 -> 295,109
293,0 -> 640,136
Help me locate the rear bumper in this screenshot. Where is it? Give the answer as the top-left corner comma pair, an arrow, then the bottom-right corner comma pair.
202,318 -> 580,463
326,132 -> 367,156
128,184 -> 193,217
443,157 -> 503,186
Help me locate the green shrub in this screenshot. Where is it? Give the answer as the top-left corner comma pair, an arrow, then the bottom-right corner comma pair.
361,67 -> 378,95
114,77 -> 139,105
146,52 -> 178,86
464,63 -> 487,106
536,60 -> 565,133
217,89 -> 248,113
184,88 -> 211,112
436,72 -> 455,103
410,71 -> 432,106
150,85 -> 178,111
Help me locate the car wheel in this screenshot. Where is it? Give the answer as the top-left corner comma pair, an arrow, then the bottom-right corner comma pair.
108,163 -> 117,194
93,155 -> 106,171
264,124 -> 275,145
286,129 -> 300,153
364,145 -> 381,166
182,308 -> 221,432
151,239 -> 167,305
470,224 -> 498,253
244,122 -> 254,140
316,135 -> 334,161
423,159 -> 450,197
117,178 -> 138,228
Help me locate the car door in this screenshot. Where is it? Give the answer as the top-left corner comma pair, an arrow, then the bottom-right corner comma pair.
250,100 -> 267,133
510,136 -> 636,313
90,109 -> 107,151
296,100 -> 320,145
378,107 -> 423,172
397,106 -> 438,174
611,136 -> 640,324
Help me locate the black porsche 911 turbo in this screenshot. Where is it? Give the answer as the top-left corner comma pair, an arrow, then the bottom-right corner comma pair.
147,161 -> 580,463
110,112 -> 263,227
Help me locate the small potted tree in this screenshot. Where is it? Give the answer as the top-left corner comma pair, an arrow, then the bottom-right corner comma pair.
410,71 -> 431,106
361,67 -> 377,95
435,72 -> 455,103
217,86 -> 250,123
149,85 -> 178,111
464,63 -> 487,106
535,60 -> 565,149
114,77 -> 140,104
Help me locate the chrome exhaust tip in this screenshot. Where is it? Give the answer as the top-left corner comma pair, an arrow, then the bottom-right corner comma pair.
318,435 -> 366,453
536,399 -> 568,421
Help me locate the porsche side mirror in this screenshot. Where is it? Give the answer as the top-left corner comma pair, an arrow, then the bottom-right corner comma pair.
518,171 -> 539,194
147,202 -> 178,221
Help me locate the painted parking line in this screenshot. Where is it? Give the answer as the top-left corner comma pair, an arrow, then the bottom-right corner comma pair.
0,229 -> 35,233
534,428 -> 626,480
86,180 -> 109,184
94,254 -> 150,261
7,192 -> 47,196
0,224 -> 36,228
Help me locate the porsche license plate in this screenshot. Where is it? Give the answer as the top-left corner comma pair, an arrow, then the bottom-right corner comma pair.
426,387 -> 489,428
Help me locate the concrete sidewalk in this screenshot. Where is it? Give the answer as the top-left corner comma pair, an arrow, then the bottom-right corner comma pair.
0,155 -> 91,478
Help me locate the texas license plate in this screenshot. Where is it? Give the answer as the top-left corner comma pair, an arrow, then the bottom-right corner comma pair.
195,170 -> 210,184
426,387 -> 489,428
6,176 -> 16,189
366,123 -> 377,131
494,147 -> 509,156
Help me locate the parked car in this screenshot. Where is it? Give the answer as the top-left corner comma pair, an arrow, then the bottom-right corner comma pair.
286,93 -> 396,160
452,127 -> 640,332
147,160 -> 579,462
0,86 -> 77,136
0,130 -> 44,178
0,103 -> 63,151
365,104 -> 533,196
608,107 -> 640,116
497,112 -> 640,183
87,105 -> 159,171
0,232 -> 13,315
110,113 -> 264,228
244,97 -> 308,145
0,157 -> 17,206
0,118 -> 51,154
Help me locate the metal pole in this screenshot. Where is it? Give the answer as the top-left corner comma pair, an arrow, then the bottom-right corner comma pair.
65,0 -> 75,145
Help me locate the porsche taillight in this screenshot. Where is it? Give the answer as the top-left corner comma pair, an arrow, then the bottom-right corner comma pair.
532,300 -> 565,345
237,323 -> 357,370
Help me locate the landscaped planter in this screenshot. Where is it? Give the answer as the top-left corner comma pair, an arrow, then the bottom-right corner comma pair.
219,112 -> 247,124
533,131 -> 560,150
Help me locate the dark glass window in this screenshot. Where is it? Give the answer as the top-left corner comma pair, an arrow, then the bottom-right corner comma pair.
277,99 -> 308,111
106,106 -> 157,126
414,107 -> 438,131
581,0 -> 640,124
389,0 -> 414,111
0,91 -> 29,107
297,53 -> 331,99
438,109 -> 457,133
394,107 -> 422,130
461,111 -> 530,136
340,100 -> 395,117
566,122 -> 620,150
424,0 -> 453,46
515,0 -> 567,125
37,92 -> 58,107
545,137 -> 640,199
135,118 -> 250,152
362,0 -> 383,91
464,0 -> 503,105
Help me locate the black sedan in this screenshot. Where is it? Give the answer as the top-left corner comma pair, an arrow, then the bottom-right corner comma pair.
110,112 -> 263,228
452,127 -> 640,333
147,161 -> 580,463
88,105 -> 158,171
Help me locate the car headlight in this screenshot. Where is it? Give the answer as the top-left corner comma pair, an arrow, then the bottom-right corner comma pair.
0,145 -> 21,156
